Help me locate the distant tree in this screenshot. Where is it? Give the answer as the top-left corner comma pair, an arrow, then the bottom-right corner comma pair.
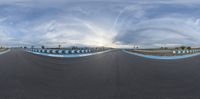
72,46 -> 78,50
180,46 -> 186,50
164,47 -> 168,50
187,46 -> 191,50
41,45 -> 45,49
58,45 -> 61,49
175,47 -> 179,50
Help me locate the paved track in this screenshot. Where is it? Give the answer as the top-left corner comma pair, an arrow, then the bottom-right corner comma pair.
1,49 -> 200,99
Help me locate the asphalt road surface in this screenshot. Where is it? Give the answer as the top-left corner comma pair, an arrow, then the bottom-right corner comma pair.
1,49 -> 200,99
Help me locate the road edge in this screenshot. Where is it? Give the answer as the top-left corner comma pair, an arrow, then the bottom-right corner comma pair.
122,50 -> 200,60
0,49 -> 11,55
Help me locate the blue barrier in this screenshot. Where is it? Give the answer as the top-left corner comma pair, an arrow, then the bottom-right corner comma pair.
173,50 -> 200,54
27,48 -> 110,55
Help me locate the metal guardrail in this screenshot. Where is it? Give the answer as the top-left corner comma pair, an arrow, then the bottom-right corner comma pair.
172,50 -> 200,54
27,48 -> 109,54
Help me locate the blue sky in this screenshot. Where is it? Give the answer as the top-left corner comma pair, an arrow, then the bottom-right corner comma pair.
1,0 -> 200,48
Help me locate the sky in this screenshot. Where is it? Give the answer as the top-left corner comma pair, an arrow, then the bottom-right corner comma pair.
1,0 -> 200,48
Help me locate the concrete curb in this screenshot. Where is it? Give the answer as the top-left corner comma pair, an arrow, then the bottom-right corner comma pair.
123,50 -> 200,60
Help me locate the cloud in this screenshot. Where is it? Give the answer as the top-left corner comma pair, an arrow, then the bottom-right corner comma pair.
1,0 -> 200,48
115,16 -> 200,47
112,3 -> 200,48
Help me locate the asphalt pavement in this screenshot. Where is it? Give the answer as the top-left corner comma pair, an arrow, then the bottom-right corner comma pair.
1,49 -> 200,99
